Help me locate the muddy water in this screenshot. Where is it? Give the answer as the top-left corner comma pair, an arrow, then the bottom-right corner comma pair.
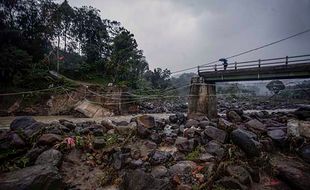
0,108 -> 297,129
0,113 -> 174,128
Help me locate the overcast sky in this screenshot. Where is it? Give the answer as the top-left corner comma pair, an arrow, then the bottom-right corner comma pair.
62,0 -> 310,73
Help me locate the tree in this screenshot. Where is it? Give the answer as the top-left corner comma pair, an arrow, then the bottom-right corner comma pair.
266,80 -> 285,94
144,68 -> 171,89
107,29 -> 148,85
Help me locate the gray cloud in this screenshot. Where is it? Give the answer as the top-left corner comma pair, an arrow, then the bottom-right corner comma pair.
64,0 -> 310,73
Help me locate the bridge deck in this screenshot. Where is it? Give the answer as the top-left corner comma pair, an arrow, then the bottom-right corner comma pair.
198,54 -> 310,82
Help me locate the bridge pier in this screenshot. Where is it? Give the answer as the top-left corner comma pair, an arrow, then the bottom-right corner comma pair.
188,77 -> 217,119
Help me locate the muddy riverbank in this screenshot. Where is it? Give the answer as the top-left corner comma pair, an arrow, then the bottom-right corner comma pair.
1,106 -> 309,189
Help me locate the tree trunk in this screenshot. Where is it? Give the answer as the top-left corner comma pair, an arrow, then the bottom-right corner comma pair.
57,35 -> 60,72
64,28 -> 67,53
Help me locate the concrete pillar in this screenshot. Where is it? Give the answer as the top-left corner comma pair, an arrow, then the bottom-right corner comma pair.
188,77 -> 217,119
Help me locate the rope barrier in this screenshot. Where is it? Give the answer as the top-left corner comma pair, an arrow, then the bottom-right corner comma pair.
0,86 -> 63,96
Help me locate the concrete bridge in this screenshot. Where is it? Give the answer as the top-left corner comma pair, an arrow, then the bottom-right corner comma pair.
188,54 -> 310,118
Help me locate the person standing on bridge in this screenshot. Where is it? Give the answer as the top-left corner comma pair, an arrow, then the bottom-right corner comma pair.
219,58 -> 228,70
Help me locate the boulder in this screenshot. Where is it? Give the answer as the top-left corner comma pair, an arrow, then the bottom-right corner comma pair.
150,132 -> 162,144
216,177 -> 247,190
25,147 -> 46,164
24,122 -> 46,139
226,165 -> 252,185
169,115 -> 178,124
218,118 -> 233,131
151,165 -> 168,178
267,129 -> 287,144
59,119 -> 76,130
294,106 -> 310,120
203,126 -> 227,143
231,129 -> 260,157
205,140 -> 225,158
93,137 -> 106,149
148,150 -> 171,165
112,151 -> 130,170
137,125 -> 151,138
120,169 -> 172,190
299,145 -> 310,163
10,116 -> 36,131
270,155 -> 310,190
227,110 -> 242,122
246,119 -> 266,134
299,120 -> 310,138
175,137 -> 196,153
35,149 -> 62,167
101,119 -> 117,130
37,133 -> 62,146
185,119 -> 199,128
8,132 -> 25,148
136,115 -> 156,129
197,153 -> 215,162
287,119 -> 300,137
0,165 -> 64,190
114,122 -> 137,135
287,119 -> 310,138
176,184 -> 192,190
168,161 -> 197,176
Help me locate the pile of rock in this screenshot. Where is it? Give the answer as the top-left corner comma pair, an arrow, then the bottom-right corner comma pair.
0,108 -> 309,190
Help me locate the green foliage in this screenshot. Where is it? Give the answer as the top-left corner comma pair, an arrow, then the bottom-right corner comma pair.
103,133 -> 119,146
75,136 -> 85,148
0,0 -> 152,90
144,68 -> 172,89
0,46 -> 32,85
15,156 -> 30,168
185,146 -> 201,161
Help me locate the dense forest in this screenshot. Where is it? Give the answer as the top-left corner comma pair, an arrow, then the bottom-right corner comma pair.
0,0 -> 173,91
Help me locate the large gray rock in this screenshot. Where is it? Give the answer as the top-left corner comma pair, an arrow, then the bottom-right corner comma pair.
35,149 -> 62,167
185,119 -> 199,128
203,126 -> 227,143
93,137 -> 106,149
169,113 -> 186,124
227,110 -> 242,123
270,155 -> 310,190
136,115 -> 156,129
294,106 -> 310,120
8,132 -> 25,148
175,137 -> 196,153
218,118 -> 233,131
299,145 -> 310,163
114,122 -> 137,135
0,165 -> 64,190
10,117 -> 45,140
267,129 -> 287,144
231,129 -> 260,157
287,119 -> 300,137
168,161 -> 197,176
287,119 -> 310,138
37,134 -> 62,146
205,140 -> 225,158
246,119 -> 266,134
148,150 -> 171,165
299,121 -> 310,138
120,169 -> 172,190
226,165 -> 251,185
10,116 -> 36,131
151,165 -> 168,178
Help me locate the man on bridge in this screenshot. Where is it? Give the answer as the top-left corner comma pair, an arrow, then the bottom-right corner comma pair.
219,58 -> 228,70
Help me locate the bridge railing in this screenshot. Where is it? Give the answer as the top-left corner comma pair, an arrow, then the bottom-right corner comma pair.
198,54 -> 310,73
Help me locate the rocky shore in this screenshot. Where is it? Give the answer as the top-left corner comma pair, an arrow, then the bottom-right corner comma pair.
0,107 -> 310,190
